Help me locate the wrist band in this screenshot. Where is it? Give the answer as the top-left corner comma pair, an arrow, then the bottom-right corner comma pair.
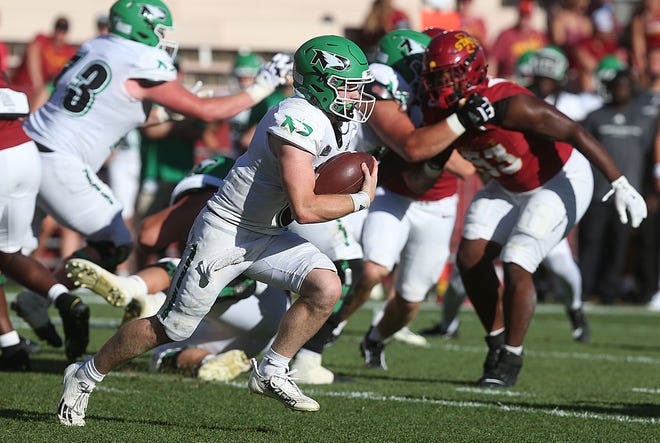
245,82 -> 274,103
446,113 -> 466,137
349,191 -> 370,212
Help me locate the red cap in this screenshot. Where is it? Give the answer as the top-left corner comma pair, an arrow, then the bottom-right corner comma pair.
518,0 -> 534,16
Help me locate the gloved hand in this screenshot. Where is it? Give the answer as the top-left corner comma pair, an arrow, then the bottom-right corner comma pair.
456,93 -> 495,129
601,176 -> 648,228
246,52 -> 293,102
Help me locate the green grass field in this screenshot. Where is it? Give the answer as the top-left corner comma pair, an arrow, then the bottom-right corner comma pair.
1,291 -> 658,443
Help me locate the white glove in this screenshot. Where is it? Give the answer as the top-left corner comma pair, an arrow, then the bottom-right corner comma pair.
601,176 -> 648,228
246,52 -> 293,102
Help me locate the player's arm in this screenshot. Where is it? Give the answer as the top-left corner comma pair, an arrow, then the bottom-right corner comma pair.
500,92 -> 647,227
271,135 -> 378,224
654,115 -> 660,193
498,93 -> 622,182
403,94 -> 495,161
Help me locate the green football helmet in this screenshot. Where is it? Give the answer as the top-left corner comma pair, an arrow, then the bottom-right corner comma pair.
532,45 -> 568,82
595,55 -> 628,99
109,0 -> 177,57
514,50 -> 537,87
233,50 -> 263,78
375,29 -> 431,98
293,35 -> 375,123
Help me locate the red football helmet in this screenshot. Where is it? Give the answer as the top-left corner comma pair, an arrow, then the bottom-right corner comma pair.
422,27 -> 446,39
422,30 -> 488,109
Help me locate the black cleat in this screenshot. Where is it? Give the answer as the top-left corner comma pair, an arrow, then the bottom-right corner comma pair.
480,332 -> 506,378
359,329 -> 387,370
418,322 -> 459,339
0,344 -> 31,371
11,291 -> 63,347
58,295 -> 90,362
19,336 -> 41,354
567,308 -> 590,343
477,349 -> 523,388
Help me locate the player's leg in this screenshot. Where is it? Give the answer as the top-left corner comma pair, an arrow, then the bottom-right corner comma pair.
365,195 -> 457,367
58,206 -> 243,425
544,239 -> 590,342
0,283 -> 30,371
419,268 -> 465,337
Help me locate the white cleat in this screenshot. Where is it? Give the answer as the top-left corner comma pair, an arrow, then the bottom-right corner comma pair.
247,358 -> 320,412
649,291 -> 660,312
290,352 -> 334,385
57,362 -> 94,426
198,350 -> 251,382
65,258 -> 143,308
392,326 -> 429,347
121,292 -> 167,325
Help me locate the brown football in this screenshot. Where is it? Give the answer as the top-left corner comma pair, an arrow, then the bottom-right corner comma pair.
314,152 -> 376,194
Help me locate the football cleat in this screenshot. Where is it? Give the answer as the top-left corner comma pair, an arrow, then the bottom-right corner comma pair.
58,295 -> 90,362
479,331 -> 505,379
57,362 -> 94,426
247,358 -> 320,412
418,320 -> 460,339
10,290 -> 63,347
65,258 -> 142,307
121,292 -> 167,326
477,349 -> 523,388
198,350 -> 250,382
0,344 -> 31,371
290,352 -> 334,385
567,308 -> 590,343
20,336 -> 41,354
392,326 -> 429,347
648,291 -> 660,311
359,331 -> 387,370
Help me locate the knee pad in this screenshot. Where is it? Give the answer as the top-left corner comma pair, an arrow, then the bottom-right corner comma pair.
73,241 -> 133,271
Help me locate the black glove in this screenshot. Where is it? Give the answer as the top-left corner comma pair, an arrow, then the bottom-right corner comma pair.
456,93 -> 495,129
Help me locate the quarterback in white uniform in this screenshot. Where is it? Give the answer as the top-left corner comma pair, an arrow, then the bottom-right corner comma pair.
23,0 -> 292,292
58,33 -> 378,425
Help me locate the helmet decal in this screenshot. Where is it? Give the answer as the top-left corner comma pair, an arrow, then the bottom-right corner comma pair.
453,32 -> 479,55
139,4 -> 168,21
311,50 -> 351,71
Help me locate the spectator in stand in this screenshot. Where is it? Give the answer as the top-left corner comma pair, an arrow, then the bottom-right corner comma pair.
11,16 -> 77,110
457,0 -> 489,50
573,6 -> 629,93
547,0 -> 593,90
489,0 -> 547,80
579,58 -> 656,304
358,0 -> 411,55
631,0 -> 660,86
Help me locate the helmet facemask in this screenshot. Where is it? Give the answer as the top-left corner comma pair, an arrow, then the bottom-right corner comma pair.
153,23 -> 178,58
327,73 -> 376,123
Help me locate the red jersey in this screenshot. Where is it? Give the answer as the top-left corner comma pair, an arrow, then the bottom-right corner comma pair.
425,79 -> 573,193
378,152 -> 458,201
0,76 -> 31,150
12,34 -> 77,87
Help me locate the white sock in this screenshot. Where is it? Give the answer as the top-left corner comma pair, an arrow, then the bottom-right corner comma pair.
78,357 -> 105,385
0,330 -> 20,348
259,349 -> 290,377
48,283 -> 69,305
504,344 -> 523,356
367,326 -> 384,343
489,328 -> 505,337
200,354 -> 215,366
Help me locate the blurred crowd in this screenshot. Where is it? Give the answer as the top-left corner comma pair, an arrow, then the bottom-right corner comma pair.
1,0 -> 659,307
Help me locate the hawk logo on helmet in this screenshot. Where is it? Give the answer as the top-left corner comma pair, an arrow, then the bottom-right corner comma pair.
454,32 -> 478,54
310,50 -> 351,71
398,38 -> 426,56
139,4 -> 168,20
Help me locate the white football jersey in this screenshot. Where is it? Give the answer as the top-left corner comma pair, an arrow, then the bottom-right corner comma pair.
208,95 -> 361,234
24,34 -> 177,172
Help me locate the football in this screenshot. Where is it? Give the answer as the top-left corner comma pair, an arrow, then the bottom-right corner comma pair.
314,152 -> 376,194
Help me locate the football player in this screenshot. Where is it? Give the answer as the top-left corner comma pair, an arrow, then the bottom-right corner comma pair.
328,29 -> 477,370
0,74 -> 87,366
21,0 -> 292,363
57,33 -> 379,425
416,30 -> 646,387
